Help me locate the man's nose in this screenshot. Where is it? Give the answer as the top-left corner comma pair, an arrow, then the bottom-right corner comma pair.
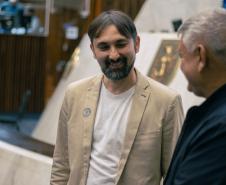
109,47 -> 120,61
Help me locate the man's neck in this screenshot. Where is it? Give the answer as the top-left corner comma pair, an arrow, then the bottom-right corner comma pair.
103,68 -> 137,95
205,83 -> 226,98
204,73 -> 226,98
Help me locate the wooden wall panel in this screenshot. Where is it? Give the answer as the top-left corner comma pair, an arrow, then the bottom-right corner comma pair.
0,34 -> 46,112
101,0 -> 145,19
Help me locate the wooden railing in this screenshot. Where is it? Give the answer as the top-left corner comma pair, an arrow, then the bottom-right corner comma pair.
0,128 -> 54,157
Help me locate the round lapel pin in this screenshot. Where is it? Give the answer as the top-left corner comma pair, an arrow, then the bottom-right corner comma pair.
83,108 -> 91,117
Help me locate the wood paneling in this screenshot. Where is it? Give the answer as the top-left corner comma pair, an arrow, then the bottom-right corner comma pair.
0,34 -> 46,112
101,0 -> 145,19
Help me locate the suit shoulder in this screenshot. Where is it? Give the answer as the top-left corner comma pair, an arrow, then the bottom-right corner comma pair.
146,77 -> 179,98
66,74 -> 101,94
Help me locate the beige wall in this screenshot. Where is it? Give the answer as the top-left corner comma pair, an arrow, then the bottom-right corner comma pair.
135,0 -> 222,32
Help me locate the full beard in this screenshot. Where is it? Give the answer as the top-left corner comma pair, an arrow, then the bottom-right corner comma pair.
100,56 -> 134,81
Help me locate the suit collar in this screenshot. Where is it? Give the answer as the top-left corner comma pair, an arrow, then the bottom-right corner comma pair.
115,70 -> 151,183
81,74 -> 102,180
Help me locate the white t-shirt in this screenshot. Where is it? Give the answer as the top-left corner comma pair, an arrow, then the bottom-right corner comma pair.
86,83 -> 135,185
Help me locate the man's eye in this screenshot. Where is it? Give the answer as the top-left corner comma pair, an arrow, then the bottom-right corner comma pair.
116,43 -> 127,48
98,45 -> 109,51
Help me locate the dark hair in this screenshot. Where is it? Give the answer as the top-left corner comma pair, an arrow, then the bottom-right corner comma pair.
88,10 -> 137,43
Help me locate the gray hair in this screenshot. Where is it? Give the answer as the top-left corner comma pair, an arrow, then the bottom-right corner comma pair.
178,8 -> 226,61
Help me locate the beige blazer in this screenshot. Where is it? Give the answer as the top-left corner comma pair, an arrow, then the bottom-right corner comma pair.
50,70 -> 184,185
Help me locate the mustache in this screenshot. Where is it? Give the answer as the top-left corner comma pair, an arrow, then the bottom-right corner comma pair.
105,56 -> 127,66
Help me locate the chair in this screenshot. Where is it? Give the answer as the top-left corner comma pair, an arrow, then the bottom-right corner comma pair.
0,90 -> 31,131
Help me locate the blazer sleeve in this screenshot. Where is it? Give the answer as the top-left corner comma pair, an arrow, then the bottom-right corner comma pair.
161,95 -> 184,178
50,89 -> 70,185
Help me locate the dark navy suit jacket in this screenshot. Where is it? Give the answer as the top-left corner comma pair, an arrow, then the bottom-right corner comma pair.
164,84 -> 226,185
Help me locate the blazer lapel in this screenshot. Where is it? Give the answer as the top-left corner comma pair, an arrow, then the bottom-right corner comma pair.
115,71 -> 151,183
81,75 -> 102,181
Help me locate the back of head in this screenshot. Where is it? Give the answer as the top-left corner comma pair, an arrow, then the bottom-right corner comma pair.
88,10 -> 137,43
178,8 -> 226,64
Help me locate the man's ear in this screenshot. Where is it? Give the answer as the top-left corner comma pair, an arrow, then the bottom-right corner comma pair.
196,44 -> 207,72
135,36 -> 140,53
90,43 -> 96,59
